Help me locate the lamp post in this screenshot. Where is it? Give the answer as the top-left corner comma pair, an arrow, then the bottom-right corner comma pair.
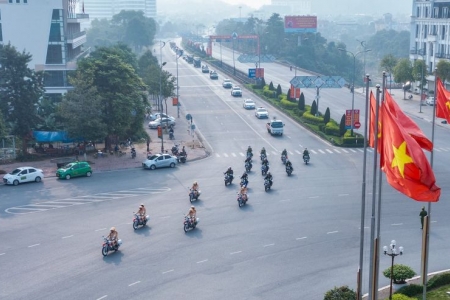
158,40 -> 168,111
383,240 -> 404,300
417,49 -> 425,113
357,40 -> 370,93
176,48 -> 181,118
338,48 -> 371,136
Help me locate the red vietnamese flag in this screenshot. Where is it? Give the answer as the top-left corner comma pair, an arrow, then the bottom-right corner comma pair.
436,78 -> 450,123
380,104 -> 440,202
368,91 -> 380,149
384,89 -> 433,151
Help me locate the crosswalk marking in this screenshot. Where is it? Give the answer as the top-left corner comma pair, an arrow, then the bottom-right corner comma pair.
223,153 -> 229,157
216,153 -> 220,157
289,151 -> 294,155
349,149 -> 357,153
318,150 -> 325,154
333,149 -> 340,153
358,149 -> 364,153
295,150 -> 302,154
231,153 -> 237,157
310,150 -> 317,154
435,148 -> 442,152
239,152 -> 245,156
341,149 -> 348,153
326,149 -> 333,154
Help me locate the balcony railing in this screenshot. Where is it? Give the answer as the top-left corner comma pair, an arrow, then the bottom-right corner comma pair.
67,31 -> 86,40
75,47 -> 91,61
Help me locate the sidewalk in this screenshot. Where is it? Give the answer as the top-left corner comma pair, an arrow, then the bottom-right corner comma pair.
0,104 -> 209,178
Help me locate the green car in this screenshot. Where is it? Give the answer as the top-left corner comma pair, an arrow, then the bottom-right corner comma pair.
56,161 -> 92,180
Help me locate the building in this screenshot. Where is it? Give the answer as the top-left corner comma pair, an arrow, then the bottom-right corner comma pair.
409,0 -> 450,93
0,0 -> 89,98
84,0 -> 156,22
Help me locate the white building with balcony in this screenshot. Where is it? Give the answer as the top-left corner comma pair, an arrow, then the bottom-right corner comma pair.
0,0 -> 89,98
410,0 -> 450,93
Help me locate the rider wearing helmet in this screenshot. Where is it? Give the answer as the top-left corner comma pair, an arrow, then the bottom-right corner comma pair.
137,204 -> 146,222
191,181 -> 199,197
281,149 -> 288,157
107,227 -> 119,247
285,159 -> 293,169
225,167 -> 234,179
260,147 -> 266,156
186,205 -> 197,224
240,171 -> 248,186
303,148 -> 310,158
264,172 -> 273,187
247,146 -> 253,155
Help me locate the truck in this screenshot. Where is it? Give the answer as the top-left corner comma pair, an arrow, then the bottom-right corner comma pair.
193,57 -> 201,67
266,118 -> 284,136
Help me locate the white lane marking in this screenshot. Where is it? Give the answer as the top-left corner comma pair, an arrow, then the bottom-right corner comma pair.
310,150 -> 317,154
196,259 -> 208,264
95,228 -> 107,232
341,149 -> 349,153
431,221 -> 437,223
289,151 -> 294,155
439,148 -> 448,152
6,207 -> 47,211
358,149 -> 364,153
35,187 -> 65,192
299,144 -> 303,148
128,281 -> 141,287
326,149 -> 333,153
318,149 -> 325,154
162,269 -> 174,274
280,199 -> 291,202
26,204 -> 66,208
263,244 -> 275,247
223,153 -> 229,157
160,216 -> 171,219
296,237 -> 307,240
391,223 -> 403,226
308,196 -> 319,199
434,148 -> 441,152
295,150 -> 302,154
231,153 -> 237,157
28,244 -> 40,248
96,295 -> 108,300
230,251 -> 242,255
350,149 -> 357,153
327,231 -> 338,235
239,152 -> 245,156
215,153 -> 220,157
0,253 -> 5,256
287,135 -> 292,139
338,194 -> 349,196
333,149 -> 341,153
62,235 -> 74,239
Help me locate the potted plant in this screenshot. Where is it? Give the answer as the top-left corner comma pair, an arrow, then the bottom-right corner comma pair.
383,264 -> 416,284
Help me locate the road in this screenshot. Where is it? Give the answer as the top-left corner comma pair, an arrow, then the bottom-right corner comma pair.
1,43 -> 449,300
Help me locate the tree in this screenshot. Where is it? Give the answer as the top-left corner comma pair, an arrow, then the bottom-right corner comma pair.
261,77 -> 266,87
311,100 -> 317,115
367,30 -> 410,59
412,59 -> 427,92
380,54 -> 398,88
383,264 -> 416,284
0,43 -> 45,155
276,84 -> 282,96
324,285 -> 356,300
286,88 -> 291,101
0,109 -> 6,138
299,92 -> 305,110
324,107 -> 330,124
393,58 -> 414,99
269,81 -> 275,91
339,114 -> 346,136
436,60 -> 450,82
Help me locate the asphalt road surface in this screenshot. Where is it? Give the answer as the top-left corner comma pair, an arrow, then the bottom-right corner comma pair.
1,43 -> 449,300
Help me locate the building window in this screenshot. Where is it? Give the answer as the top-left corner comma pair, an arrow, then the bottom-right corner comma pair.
444,7 -> 449,18
15,0 -> 19,3
8,0 -> 12,3
44,71 -> 65,87
24,0 -> 27,3
52,9 -> 61,21
46,45 -> 63,64
49,23 -> 62,42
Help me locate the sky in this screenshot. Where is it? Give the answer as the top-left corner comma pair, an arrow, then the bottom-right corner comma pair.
222,0 -> 270,9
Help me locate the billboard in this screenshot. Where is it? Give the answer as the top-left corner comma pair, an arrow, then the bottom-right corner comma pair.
284,16 -> 317,33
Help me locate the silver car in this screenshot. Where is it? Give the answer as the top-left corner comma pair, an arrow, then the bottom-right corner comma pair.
142,154 -> 178,170
148,118 -> 176,129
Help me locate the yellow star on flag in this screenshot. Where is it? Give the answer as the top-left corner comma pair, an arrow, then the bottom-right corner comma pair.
391,141 -> 414,178
446,101 -> 450,110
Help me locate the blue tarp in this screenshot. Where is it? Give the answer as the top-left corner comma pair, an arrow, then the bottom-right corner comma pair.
33,131 -> 79,143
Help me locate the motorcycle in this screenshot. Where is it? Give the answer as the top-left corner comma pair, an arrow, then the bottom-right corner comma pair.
184,216 -> 199,232
171,145 -> 179,156
101,237 -> 122,256
245,161 -> 252,173
260,153 -> 267,161
303,155 -> 310,164
132,213 -> 149,230
261,164 -> 269,176
131,148 -> 136,159
177,151 -> 187,163
240,178 -> 248,188
246,152 -> 253,161
237,193 -> 248,207
169,131 -> 175,140
281,154 -> 287,164
286,165 -> 293,176
189,189 -> 201,202
264,179 -> 272,192
224,173 -> 234,186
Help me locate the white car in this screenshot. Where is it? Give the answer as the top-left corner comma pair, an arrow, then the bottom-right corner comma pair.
231,86 -> 242,97
243,99 -> 256,109
222,79 -> 233,88
255,107 -> 269,119
426,97 -> 435,106
142,153 -> 178,170
148,113 -> 174,121
3,167 -> 44,186
148,118 -> 176,129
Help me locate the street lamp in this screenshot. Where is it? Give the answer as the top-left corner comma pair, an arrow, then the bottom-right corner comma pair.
417,49 -> 425,113
175,50 -> 181,118
338,48 -> 372,136
158,40 -> 169,111
383,240 -> 404,300
357,40 -> 371,93
159,61 -> 166,153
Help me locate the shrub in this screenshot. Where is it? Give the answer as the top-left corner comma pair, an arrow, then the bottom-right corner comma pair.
287,88 -> 291,100
303,111 -> 324,125
383,264 -> 416,284
395,284 -> 423,297
324,107 -> 330,124
311,100 -> 317,115
427,272 -> 450,290
339,114 -> 346,136
280,99 -> 297,109
389,294 -> 415,300
269,81 -> 275,90
276,84 -> 282,96
278,94 -> 287,102
261,77 -> 266,87
324,286 -> 356,300
324,121 -> 341,136
263,85 -> 277,98
298,92 -> 305,110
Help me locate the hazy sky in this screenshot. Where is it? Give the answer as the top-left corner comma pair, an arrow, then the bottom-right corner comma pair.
222,0 -> 270,9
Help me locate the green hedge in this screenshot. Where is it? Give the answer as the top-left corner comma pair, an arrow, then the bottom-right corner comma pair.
388,294 -> 415,300
324,121 -> 341,136
303,111 -> 324,125
280,99 -> 298,109
263,86 -> 277,98
395,284 -> 423,297
427,272 -> 450,290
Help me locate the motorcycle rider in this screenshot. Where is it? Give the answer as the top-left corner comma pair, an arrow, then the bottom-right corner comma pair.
285,159 -> 293,172
131,147 -> 136,158
240,171 -> 248,187
191,181 -> 199,197
186,205 -> 197,225
303,148 -> 310,159
264,172 -> 273,187
244,156 -> 252,169
137,204 -> 146,223
247,146 -> 253,157
281,148 -> 288,157
260,147 -> 266,158
224,166 -> 234,180
169,126 -> 174,139
107,227 -> 119,248
239,186 -> 248,201
262,157 -> 270,173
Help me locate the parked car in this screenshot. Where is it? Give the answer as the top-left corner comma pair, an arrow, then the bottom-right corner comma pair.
255,107 -> 269,119
210,70 -> 218,80
426,97 -> 435,106
142,153 -> 178,170
148,113 -> 175,121
231,86 -> 242,97
201,65 -> 209,73
243,99 -> 256,109
148,118 -> 176,129
222,79 -> 233,88
3,167 -> 44,186
56,161 -> 92,180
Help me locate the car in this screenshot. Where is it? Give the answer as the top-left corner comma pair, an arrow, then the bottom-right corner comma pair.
148,117 -> 176,129
148,113 -> 175,121
201,65 -> 209,73
142,153 -> 178,170
210,70 -> 218,80
255,107 -> 269,119
426,97 -> 435,106
231,86 -> 242,97
56,161 -> 92,180
3,167 -> 44,186
243,99 -> 256,109
222,79 -> 233,88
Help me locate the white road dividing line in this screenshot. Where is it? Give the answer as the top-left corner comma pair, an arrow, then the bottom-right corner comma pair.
160,216 -> 171,219
280,199 -> 291,202
263,244 -> 275,247
215,153 -> 220,157
128,281 -> 141,287
338,194 -> 349,196
287,136 -> 292,139
0,253 -> 5,256
391,223 -> 403,226
295,150 -> 302,154
431,221 -> 437,223
28,244 -> 40,248
162,269 -> 174,274
296,237 -> 307,240
326,149 -> 333,153
230,251 -> 242,255
96,295 -> 108,300
95,228 -> 107,232
308,196 -> 319,199
62,235 -> 74,239
231,153 -> 237,157
310,150 -> 317,154
327,231 -> 338,235
318,149 -> 325,154
28,204 -> 66,208
223,153 -> 229,157
196,259 -> 208,264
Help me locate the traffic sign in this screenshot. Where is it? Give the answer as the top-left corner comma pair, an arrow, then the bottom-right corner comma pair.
354,121 -> 361,129
232,32 -> 238,39
345,109 -> 360,129
248,68 -> 256,78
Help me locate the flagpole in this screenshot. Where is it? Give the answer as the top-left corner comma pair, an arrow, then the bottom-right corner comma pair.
368,83 -> 381,300
357,74 -> 371,300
